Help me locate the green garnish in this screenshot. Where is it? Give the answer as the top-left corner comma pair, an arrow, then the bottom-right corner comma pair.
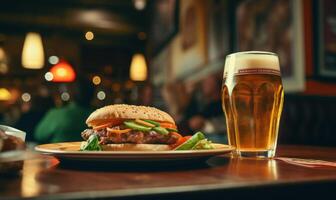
124,121 -> 152,132
143,119 -> 160,126
191,139 -> 214,150
124,119 -> 176,135
175,132 -> 206,150
153,126 -> 169,135
167,128 -> 178,132
80,134 -> 102,151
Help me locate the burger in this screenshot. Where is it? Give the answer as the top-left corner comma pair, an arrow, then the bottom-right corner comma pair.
81,104 -> 182,151
0,129 -> 26,174
80,104 -> 214,151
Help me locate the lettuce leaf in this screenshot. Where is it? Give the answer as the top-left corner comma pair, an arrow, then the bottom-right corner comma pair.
80,134 -> 102,151
191,139 -> 214,150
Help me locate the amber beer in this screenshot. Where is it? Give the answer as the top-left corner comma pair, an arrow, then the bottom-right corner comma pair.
222,51 -> 284,158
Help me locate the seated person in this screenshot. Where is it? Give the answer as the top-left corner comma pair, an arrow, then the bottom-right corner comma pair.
34,78 -> 94,143
182,74 -> 227,143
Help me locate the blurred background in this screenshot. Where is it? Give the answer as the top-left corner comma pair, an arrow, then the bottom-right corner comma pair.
0,0 -> 335,146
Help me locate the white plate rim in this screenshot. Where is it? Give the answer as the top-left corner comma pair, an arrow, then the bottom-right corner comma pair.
35,142 -> 234,156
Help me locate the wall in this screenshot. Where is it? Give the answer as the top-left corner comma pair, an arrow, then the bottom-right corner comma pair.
149,0 -> 336,96
303,0 -> 336,96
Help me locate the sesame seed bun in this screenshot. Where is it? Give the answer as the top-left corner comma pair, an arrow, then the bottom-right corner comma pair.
86,104 -> 175,127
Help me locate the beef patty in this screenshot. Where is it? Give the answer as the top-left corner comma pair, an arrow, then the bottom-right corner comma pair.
81,126 -> 178,145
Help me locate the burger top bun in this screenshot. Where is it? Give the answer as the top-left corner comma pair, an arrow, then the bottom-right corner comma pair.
86,104 -> 175,127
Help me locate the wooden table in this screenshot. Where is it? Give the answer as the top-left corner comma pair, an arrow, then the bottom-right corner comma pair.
1,145 -> 336,200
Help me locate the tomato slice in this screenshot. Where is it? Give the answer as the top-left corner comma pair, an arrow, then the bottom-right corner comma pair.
171,132 -> 182,138
184,136 -> 192,140
170,135 -> 191,149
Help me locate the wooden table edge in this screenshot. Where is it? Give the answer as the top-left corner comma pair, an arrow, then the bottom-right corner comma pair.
6,178 -> 336,200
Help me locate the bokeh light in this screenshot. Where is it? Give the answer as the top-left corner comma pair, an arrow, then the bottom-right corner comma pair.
44,72 -> 54,81
85,31 -> 94,41
21,92 -> 31,102
92,75 -> 101,85
61,92 -> 70,101
97,91 -> 106,100
48,56 -> 59,65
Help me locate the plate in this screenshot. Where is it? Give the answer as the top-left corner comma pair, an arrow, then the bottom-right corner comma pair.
35,142 -> 234,162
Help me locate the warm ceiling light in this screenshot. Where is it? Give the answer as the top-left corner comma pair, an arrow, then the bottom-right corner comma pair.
85,31 -> 94,40
92,75 -> 101,85
0,88 -> 11,101
22,32 -> 45,69
50,60 -> 76,82
130,53 -> 147,81
133,0 -> 146,10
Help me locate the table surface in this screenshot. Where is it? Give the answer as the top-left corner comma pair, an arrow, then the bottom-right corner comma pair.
1,145 -> 336,200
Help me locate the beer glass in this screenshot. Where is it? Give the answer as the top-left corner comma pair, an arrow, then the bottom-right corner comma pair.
222,56 -> 236,151
222,51 -> 284,158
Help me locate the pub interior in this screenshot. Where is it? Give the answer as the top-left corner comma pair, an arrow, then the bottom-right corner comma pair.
1,0 -> 336,200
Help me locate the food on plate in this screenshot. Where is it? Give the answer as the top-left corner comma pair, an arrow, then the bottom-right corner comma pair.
0,129 -> 26,174
80,104 -> 214,151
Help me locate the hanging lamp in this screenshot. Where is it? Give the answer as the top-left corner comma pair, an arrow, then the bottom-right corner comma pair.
22,32 -> 45,69
0,88 -> 11,101
49,60 -> 76,82
129,53 -> 147,81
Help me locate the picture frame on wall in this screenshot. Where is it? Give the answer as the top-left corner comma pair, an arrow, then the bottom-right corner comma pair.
235,0 -> 305,92
170,0 -> 207,80
315,0 -> 336,79
208,0 -> 231,62
149,0 -> 179,56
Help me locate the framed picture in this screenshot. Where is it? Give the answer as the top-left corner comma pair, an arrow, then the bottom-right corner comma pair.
170,0 -> 207,80
149,0 -> 179,56
315,0 -> 336,79
150,46 -> 171,86
236,0 -> 305,92
208,0 -> 231,62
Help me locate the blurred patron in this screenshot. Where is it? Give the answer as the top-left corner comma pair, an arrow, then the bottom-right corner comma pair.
162,74 -> 226,142
180,74 -> 226,142
139,83 -> 153,106
34,77 -> 94,143
162,82 -> 193,125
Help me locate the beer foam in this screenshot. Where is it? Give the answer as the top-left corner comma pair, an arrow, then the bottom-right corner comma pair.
229,51 -> 280,75
223,55 -> 232,78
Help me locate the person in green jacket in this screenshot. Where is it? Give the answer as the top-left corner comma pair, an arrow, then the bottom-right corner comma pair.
34,78 -> 94,143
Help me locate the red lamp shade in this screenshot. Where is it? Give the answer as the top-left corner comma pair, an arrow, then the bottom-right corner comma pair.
50,60 -> 76,82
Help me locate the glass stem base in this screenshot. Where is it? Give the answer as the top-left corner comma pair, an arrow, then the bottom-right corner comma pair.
237,150 -> 275,158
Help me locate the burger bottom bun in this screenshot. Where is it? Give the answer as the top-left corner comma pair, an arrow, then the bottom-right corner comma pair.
101,143 -> 171,151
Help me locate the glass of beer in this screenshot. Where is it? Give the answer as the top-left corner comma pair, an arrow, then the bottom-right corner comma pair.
222,55 -> 236,153
222,51 -> 284,158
